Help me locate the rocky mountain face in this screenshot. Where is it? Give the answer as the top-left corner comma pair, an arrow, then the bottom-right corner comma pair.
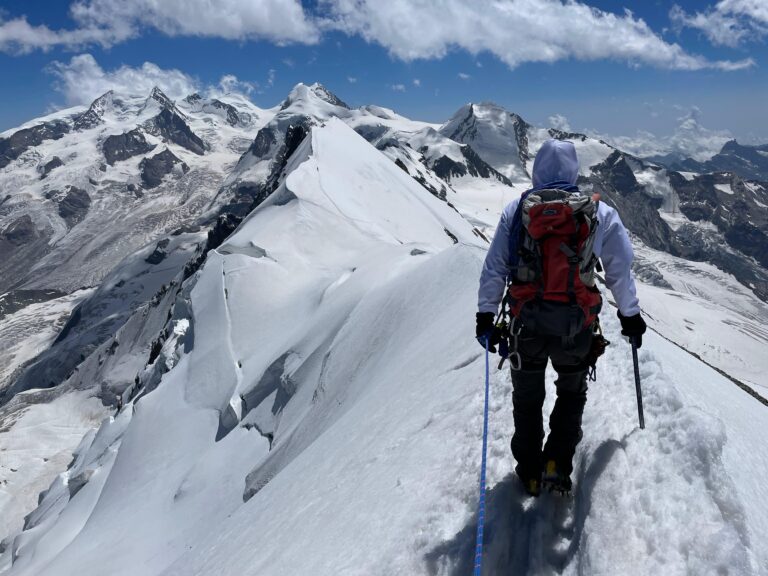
439,102 -> 532,181
581,151 -> 768,300
656,140 -> 768,182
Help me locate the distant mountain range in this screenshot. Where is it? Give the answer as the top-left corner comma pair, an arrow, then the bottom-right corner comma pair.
647,139 -> 768,182
1,83 -> 767,407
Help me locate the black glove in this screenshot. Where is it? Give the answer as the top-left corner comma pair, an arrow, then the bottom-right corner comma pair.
617,311 -> 647,348
476,312 -> 501,352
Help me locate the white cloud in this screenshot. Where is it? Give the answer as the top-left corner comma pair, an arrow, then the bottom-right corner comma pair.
1,0 -> 756,74
266,68 -> 276,88
74,0 -> 319,43
548,114 -> 571,132
0,0 -> 318,54
390,83 -> 406,92
596,107 -> 732,162
670,1 -> 768,47
457,72 -> 471,80
347,76 -> 357,84
218,74 -> 257,96
0,14 -> 128,54
48,54 -> 198,105
412,78 -> 421,87
47,53 -> 256,106
320,0 -> 753,71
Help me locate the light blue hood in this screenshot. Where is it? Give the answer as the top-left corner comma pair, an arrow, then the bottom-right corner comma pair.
531,139 -> 579,188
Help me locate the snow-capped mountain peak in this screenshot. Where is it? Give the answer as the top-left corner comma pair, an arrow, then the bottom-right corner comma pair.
439,102 -> 532,182
280,82 -> 350,114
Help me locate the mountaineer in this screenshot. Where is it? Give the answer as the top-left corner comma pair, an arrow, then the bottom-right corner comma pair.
476,139 -> 646,496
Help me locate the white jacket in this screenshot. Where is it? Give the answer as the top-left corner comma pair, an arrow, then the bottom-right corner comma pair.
478,196 -> 641,317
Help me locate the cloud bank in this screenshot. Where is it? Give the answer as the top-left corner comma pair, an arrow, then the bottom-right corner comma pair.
320,0 -> 753,71
671,1 -> 768,47
0,0 -> 318,54
48,54 -> 260,106
596,107 -> 733,162
0,0 -> 755,72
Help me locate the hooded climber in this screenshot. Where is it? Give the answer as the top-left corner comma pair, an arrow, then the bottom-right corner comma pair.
476,139 -> 646,496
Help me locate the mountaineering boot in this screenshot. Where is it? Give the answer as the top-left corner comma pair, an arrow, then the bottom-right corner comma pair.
517,472 -> 541,498
542,460 -> 572,496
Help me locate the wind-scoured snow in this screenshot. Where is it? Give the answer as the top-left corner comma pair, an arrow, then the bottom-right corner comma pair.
3,119 -> 767,576
0,390 -> 107,547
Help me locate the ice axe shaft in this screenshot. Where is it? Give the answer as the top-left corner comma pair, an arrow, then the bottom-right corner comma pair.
631,339 -> 645,429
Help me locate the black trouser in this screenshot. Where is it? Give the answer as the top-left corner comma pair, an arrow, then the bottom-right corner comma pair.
510,325 -> 592,480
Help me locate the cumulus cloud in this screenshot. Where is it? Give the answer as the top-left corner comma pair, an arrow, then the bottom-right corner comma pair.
75,0 -> 318,43
1,0 -> 756,73
0,14 -> 128,54
48,54 -> 198,105
548,114 -> 571,132
0,0 -> 318,54
670,1 -> 768,47
390,84 -> 406,92
412,78 -> 421,87
48,53 -> 257,106
320,0 -> 753,71
457,72 -> 471,80
217,74 -> 257,96
347,76 -> 357,83
597,107 -> 732,162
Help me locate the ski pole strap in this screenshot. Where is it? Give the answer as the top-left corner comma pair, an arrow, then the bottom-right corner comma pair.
631,339 -> 645,429
473,338 -> 491,575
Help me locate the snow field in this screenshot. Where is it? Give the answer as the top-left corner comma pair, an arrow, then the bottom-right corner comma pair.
428,309 -> 761,575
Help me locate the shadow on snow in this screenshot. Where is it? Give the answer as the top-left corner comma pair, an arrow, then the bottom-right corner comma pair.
425,439 -> 622,576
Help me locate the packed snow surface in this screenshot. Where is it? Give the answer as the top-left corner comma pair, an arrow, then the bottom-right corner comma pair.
3,119 -> 767,576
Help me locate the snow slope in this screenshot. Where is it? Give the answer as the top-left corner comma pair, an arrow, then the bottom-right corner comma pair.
0,390 -> 107,544
3,119 -> 767,576
632,243 -> 768,396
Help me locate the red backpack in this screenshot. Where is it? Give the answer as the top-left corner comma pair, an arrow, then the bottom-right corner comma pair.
507,188 -> 602,338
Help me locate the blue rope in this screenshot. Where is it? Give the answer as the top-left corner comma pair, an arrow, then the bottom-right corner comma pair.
473,338 -> 491,575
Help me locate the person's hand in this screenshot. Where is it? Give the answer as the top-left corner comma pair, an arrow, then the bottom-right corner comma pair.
617,311 -> 647,348
476,312 -> 501,352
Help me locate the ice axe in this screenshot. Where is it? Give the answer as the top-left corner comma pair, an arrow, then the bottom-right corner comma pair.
631,337 -> 645,429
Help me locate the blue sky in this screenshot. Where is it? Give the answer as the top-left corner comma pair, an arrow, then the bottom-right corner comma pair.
1,0 -> 766,146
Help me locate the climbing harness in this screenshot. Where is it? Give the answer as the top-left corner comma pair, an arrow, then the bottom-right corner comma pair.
507,316 -> 522,371
585,318 -> 610,381
494,295 -> 522,371
473,337 -> 491,576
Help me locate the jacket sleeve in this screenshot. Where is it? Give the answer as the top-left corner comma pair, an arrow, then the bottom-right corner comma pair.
477,201 -> 517,313
596,203 -> 641,317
